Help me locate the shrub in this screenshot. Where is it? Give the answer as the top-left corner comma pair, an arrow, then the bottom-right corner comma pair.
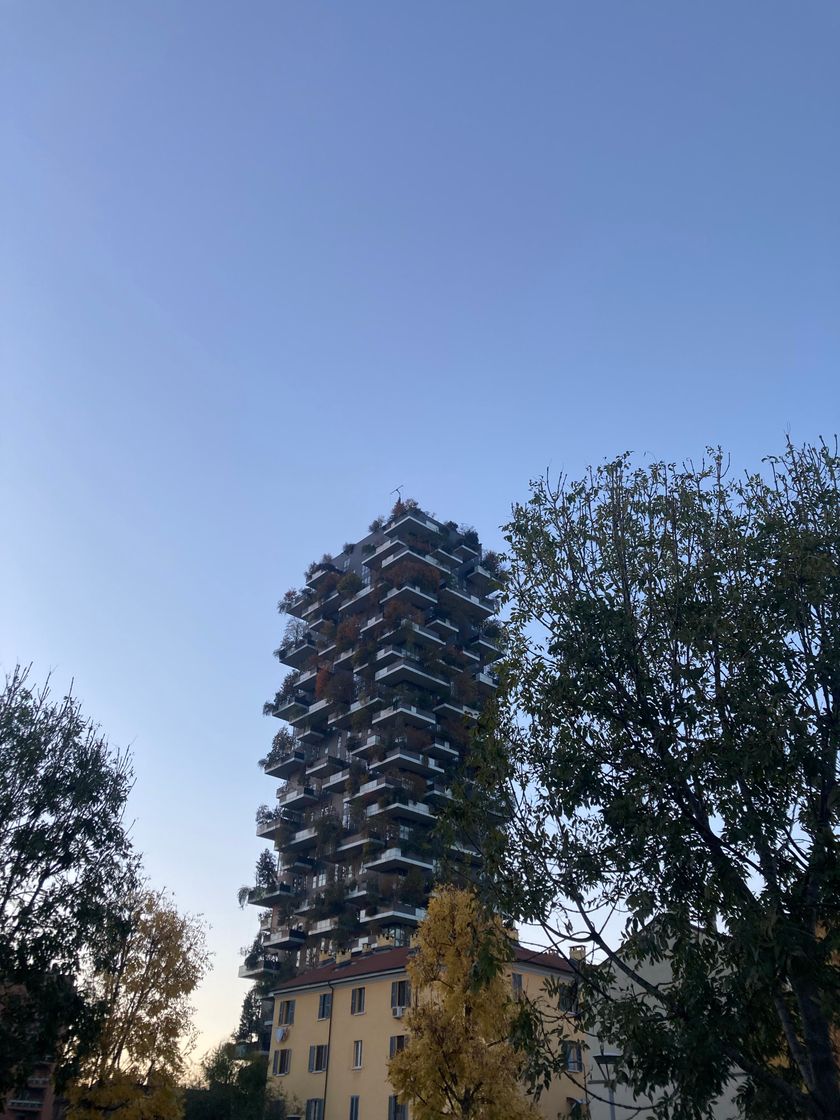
337,572 -> 364,600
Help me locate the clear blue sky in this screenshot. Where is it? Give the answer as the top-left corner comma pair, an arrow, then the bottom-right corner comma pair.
2,1 -> 838,1056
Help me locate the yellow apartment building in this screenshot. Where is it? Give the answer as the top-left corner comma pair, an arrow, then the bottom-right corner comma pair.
266,942 -> 584,1120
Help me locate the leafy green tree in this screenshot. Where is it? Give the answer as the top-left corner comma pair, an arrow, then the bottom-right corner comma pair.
459,441 -> 840,1120
183,1042 -> 293,1120
67,888 -> 210,1120
388,886 -> 539,1120
0,666 -> 135,1098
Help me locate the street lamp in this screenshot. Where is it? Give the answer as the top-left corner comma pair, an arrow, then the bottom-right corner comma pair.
594,1051 -> 619,1120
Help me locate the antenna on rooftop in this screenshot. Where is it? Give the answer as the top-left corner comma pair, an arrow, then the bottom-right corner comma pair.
391,485 -> 404,501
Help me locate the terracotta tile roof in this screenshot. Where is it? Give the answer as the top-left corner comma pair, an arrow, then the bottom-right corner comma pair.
270,943 -> 571,994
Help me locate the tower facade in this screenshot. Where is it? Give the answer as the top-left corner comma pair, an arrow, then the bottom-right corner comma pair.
240,502 -> 501,982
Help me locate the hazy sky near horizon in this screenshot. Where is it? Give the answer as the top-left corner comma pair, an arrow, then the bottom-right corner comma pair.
2,1 -> 839,1057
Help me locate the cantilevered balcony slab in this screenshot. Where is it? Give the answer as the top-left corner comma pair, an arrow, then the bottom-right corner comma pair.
369,747 -> 444,778
388,511 -> 445,543
473,670 -> 498,695
380,584 -> 437,611
286,826 -> 318,850
338,584 -> 380,616
336,831 -> 385,858
322,766 -> 351,793
366,799 -> 435,824
257,811 -> 301,842
374,658 -> 450,695
263,748 -> 308,780
439,584 -> 495,619
469,633 -> 502,662
238,957 -> 290,982
373,703 -> 436,729
465,564 -> 502,595
359,904 -> 427,926
306,745 -> 350,779
427,738 -> 459,762
245,882 -> 298,908
363,847 -> 435,873
277,783 -> 320,810
276,634 -> 317,669
273,693 -> 309,722
264,926 -> 307,950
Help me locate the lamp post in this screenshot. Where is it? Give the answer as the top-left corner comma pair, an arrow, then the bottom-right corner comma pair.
594,1051 -> 619,1120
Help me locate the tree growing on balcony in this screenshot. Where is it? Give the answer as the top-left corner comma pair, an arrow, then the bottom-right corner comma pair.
462,440 -> 840,1120
67,888 -> 209,1120
388,887 -> 538,1120
237,850 -> 277,907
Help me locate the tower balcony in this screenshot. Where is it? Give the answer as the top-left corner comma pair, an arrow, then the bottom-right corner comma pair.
264,926 -> 307,951
335,830 -> 385,859
306,744 -> 351,778
373,702 -> 437,729
264,748 -> 308,780
465,563 -> 502,595
369,746 -> 445,779
382,621 -> 445,651
360,612 -> 386,636
434,699 -> 479,721
380,547 -> 451,583
439,583 -> 495,620
366,799 -> 436,824
238,956 -> 289,982
473,670 -> 498,695
276,633 -> 317,669
349,732 -> 387,760
309,916 -> 340,937
286,825 -> 318,850
285,590 -> 315,619
296,723 -> 325,745
350,776 -> 396,804
306,563 -> 339,591
426,613 -> 459,639
363,847 -> 435,873
374,658 -> 450,695
380,584 -> 437,611
277,782 -> 320,810
469,632 -> 502,662
338,584 -> 380,616
244,881 -> 298,908
322,766 -> 351,793
257,810 -> 302,842
427,737 -> 459,762
359,903 -> 427,926
295,667 -> 318,693
362,537 -> 404,568
273,692 -> 309,722
296,697 -> 332,728
388,511 -> 445,544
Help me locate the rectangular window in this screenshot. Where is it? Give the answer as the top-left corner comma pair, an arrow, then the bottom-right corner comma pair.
389,1035 -> 406,1058
511,972 -> 523,995
278,999 -> 296,1025
305,1101 -> 324,1120
308,1044 -> 329,1073
349,1097 -> 360,1120
564,1042 -> 583,1073
351,986 -> 366,1014
391,979 -> 410,1008
317,992 -> 332,1020
352,1039 -> 363,1069
273,1048 -> 291,1076
387,1096 -> 407,1120
558,983 -> 580,1015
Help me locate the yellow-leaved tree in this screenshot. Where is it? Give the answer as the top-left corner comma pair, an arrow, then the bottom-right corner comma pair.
387,886 -> 540,1120
67,887 -> 210,1120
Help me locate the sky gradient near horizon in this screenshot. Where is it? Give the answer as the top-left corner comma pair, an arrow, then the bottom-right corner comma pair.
2,1 -> 839,1058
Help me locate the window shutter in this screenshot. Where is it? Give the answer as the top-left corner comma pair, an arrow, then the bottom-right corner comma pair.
308,1046 -> 315,1073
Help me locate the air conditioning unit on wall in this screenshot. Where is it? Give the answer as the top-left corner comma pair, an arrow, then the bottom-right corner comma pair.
392,1006 -> 404,1019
